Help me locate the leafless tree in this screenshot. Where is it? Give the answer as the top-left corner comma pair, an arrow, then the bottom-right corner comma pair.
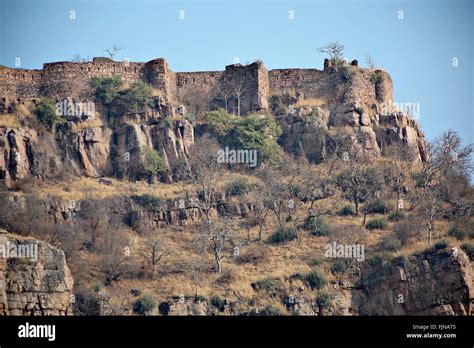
318,42 -> 345,66
102,46 -> 124,60
215,78 -> 234,113
176,136 -> 225,224
364,53 -> 376,69
229,76 -> 247,116
194,218 -> 237,273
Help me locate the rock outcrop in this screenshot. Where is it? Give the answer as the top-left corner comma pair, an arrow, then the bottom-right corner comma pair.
0,229 -> 74,315
357,247 -> 473,315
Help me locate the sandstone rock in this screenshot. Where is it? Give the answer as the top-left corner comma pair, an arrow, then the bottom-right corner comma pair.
0,229 -> 74,315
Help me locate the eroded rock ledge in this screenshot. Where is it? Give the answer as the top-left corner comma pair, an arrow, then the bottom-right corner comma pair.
0,229 -> 74,315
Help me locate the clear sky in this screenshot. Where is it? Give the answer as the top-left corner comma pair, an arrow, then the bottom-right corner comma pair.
0,0 -> 472,147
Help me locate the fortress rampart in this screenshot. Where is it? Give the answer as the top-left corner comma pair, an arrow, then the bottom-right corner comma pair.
0,57 -> 393,114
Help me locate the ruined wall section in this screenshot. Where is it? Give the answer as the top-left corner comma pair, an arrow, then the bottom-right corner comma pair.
176,71 -> 223,114
269,68 -> 329,100
0,60 -> 176,103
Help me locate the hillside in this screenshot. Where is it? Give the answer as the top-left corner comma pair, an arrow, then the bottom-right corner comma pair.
0,56 -> 472,316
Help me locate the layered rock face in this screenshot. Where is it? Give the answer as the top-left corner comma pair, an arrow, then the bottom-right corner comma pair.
0,58 -> 428,187
357,247 -> 473,315
0,229 -> 74,315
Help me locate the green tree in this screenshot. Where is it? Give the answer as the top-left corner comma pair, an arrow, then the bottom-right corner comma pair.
118,80 -> 152,112
34,99 -> 65,130
141,146 -> 167,176
231,113 -> 283,164
90,76 -> 123,105
203,108 -> 237,137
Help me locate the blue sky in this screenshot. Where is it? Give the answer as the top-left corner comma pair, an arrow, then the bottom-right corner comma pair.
0,0 -> 472,147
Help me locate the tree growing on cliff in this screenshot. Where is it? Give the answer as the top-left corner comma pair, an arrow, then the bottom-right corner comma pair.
90,76 -> 123,105
34,99 -> 65,130
140,145 -> 167,180
318,42 -> 345,67
229,76 -> 248,116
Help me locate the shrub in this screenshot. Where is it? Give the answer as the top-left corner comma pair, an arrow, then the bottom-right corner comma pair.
132,294 -> 156,315
34,99 -> 65,130
225,177 -> 249,197
460,243 -> 474,261
366,217 -> 388,230
304,270 -> 326,290
90,76 -> 123,105
388,211 -> 404,221
203,108 -> 237,138
254,277 -> 280,294
259,305 -> 284,316
447,227 -> 466,240
141,145 -> 167,175
304,216 -> 331,236
384,237 -> 402,252
366,252 -> 392,267
338,205 -> 355,216
330,259 -> 349,275
365,199 -> 393,214
131,194 -> 163,211
210,295 -> 225,310
268,225 -> 298,244
118,80 -> 152,112
424,239 -> 450,254
316,292 -> 332,309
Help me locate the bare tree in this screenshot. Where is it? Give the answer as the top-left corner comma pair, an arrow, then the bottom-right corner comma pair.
141,230 -> 171,280
215,78 -> 233,113
229,76 -> 247,116
318,42 -> 345,66
195,218 -> 237,273
177,136 -> 225,224
364,53 -> 376,69
102,46 -> 124,60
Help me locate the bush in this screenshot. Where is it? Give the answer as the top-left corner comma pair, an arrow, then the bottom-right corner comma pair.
447,227 -> 466,240
391,255 -> 407,267
268,225 -> 298,244
366,218 -> 388,230
304,270 -> 326,290
131,194 -> 163,211
203,108 -> 237,138
388,211 -> 404,221
424,239 -> 450,254
90,76 -> 123,105
118,80 -> 152,112
338,205 -> 355,216
141,145 -> 167,175
225,177 -> 249,197
132,294 -> 156,315
316,292 -> 332,309
210,295 -> 225,310
366,253 -> 392,267
384,237 -> 402,252
259,305 -> 284,316
365,199 -> 393,214
330,259 -> 349,275
460,243 -> 474,261
34,99 -> 65,130
304,216 -> 331,236
254,277 -> 280,294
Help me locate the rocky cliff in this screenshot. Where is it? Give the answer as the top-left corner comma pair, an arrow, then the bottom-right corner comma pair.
0,57 -> 427,188
0,229 -> 74,315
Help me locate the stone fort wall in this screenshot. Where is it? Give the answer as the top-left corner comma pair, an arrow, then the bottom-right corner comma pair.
0,58 -> 391,113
